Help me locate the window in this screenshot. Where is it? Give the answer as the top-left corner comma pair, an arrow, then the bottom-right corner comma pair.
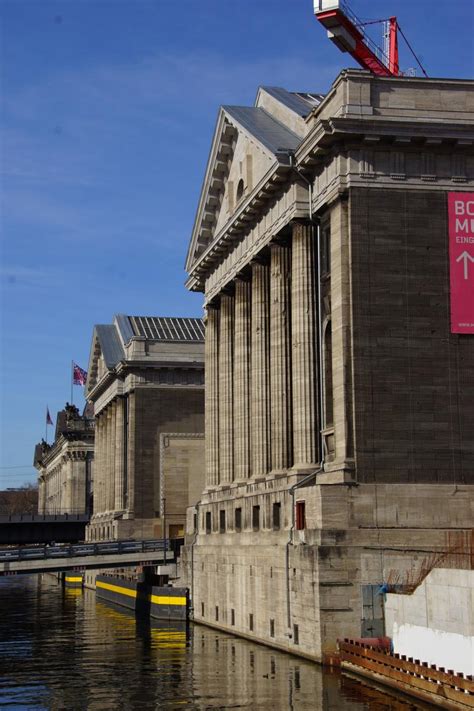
193,513 -> 198,532
236,178 -> 245,202
231,608 -> 235,626
205,511 -> 212,534
270,619 -> 275,638
272,502 -> 281,530
249,614 -> 254,631
320,222 -> 331,275
323,321 -> 333,427
235,507 -> 242,532
252,505 -> 260,531
295,501 -> 306,531
293,624 -> 299,645
215,606 -> 219,622
201,602 -> 205,617
219,509 -> 226,533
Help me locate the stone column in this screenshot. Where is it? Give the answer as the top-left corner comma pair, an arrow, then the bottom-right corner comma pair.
205,305 -> 220,487
96,413 -> 102,513
114,398 -> 125,511
251,260 -> 270,477
219,294 -> 234,484
105,408 -> 113,512
270,243 -> 292,472
109,403 -> 116,511
126,392 -> 135,517
234,278 -> 251,480
291,222 -> 319,469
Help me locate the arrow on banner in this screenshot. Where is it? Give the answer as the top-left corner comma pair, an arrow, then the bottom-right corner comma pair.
456,250 -> 474,280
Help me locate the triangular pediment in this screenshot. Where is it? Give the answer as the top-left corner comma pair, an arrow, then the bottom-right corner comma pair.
185,103 -> 302,274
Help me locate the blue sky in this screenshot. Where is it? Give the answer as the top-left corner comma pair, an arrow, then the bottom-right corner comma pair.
1,0 -> 473,490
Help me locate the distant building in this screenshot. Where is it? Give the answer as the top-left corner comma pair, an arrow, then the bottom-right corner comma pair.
181,70 -> 474,662
34,403 -> 94,515
85,314 -> 205,542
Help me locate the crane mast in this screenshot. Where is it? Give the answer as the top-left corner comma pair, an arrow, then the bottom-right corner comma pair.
314,0 -> 399,77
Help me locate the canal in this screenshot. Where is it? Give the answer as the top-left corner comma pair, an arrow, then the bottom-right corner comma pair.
0,576 -> 431,710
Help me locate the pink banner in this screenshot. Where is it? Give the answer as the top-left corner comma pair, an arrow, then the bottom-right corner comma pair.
448,192 -> 474,334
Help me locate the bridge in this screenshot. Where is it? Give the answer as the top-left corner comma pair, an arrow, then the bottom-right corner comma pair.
0,539 -> 175,576
0,514 -> 89,545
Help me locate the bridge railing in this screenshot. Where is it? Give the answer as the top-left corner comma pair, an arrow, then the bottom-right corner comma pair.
0,539 -> 170,563
0,514 -> 90,523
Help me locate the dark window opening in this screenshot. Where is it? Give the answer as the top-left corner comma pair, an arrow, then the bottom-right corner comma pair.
249,613 -> 254,632
215,606 -> 219,622
295,501 -> 306,530
231,608 -> 235,626
236,178 -> 245,202
219,509 -> 226,533
270,619 -> 275,638
320,223 -> 331,276
324,322 -> 333,427
201,602 -> 205,617
252,505 -> 260,531
193,512 -> 198,532
272,502 -> 281,530
293,624 -> 299,645
205,511 -> 212,534
235,507 -> 242,532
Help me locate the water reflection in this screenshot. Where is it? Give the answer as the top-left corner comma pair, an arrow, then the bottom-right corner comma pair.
0,576 -> 430,710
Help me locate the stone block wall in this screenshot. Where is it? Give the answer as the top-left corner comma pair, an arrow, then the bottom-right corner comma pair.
350,187 -> 474,484
133,387 -> 204,519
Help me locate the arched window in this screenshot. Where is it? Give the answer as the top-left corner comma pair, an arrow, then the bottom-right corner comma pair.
236,178 -> 244,202
323,320 -> 333,427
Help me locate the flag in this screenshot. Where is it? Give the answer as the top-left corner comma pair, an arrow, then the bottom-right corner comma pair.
46,407 -> 53,426
73,363 -> 88,386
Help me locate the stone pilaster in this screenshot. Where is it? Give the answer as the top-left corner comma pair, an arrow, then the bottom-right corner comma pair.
114,398 -> 125,511
233,278 -> 251,480
291,222 -> 319,469
219,294 -> 234,483
270,243 -> 292,472
251,260 -> 270,477
205,305 -> 220,487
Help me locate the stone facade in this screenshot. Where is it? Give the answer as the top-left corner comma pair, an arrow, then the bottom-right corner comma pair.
85,314 -> 205,543
181,72 -> 474,662
34,403 -> 94,515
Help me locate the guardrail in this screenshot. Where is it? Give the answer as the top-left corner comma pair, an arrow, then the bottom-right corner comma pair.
0,539 -> 169,563
0,514 -> 90,523
339,638 -> 474,710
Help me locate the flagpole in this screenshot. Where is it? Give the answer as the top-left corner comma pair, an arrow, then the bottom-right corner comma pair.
45,407 -> 48,444
71,360 -> 74,405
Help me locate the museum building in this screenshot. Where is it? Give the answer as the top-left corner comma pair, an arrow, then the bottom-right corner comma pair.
85,313 -> 205,545
180,70 -> 474,661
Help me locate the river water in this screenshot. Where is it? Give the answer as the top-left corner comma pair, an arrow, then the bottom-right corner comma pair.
0,576 -> 429,710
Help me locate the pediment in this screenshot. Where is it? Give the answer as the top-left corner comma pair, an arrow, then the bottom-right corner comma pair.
85,324 -> 125,396
186,105 -> 301,273
85,331 -> 105,396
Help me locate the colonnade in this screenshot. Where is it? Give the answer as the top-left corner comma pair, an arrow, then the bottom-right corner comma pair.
205,222 -> 320,487
94,395 -> 130,515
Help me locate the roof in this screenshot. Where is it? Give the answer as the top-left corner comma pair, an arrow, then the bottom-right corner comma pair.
129,316 -> 205,342
222,106 -> 301,160
95,324 -> 125,369
260,87 -> 325,118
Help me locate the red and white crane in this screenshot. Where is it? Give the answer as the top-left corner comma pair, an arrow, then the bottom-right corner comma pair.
313,0 -> 427,78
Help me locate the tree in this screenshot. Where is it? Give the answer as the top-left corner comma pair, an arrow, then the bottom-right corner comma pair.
0,483 -> 39,515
